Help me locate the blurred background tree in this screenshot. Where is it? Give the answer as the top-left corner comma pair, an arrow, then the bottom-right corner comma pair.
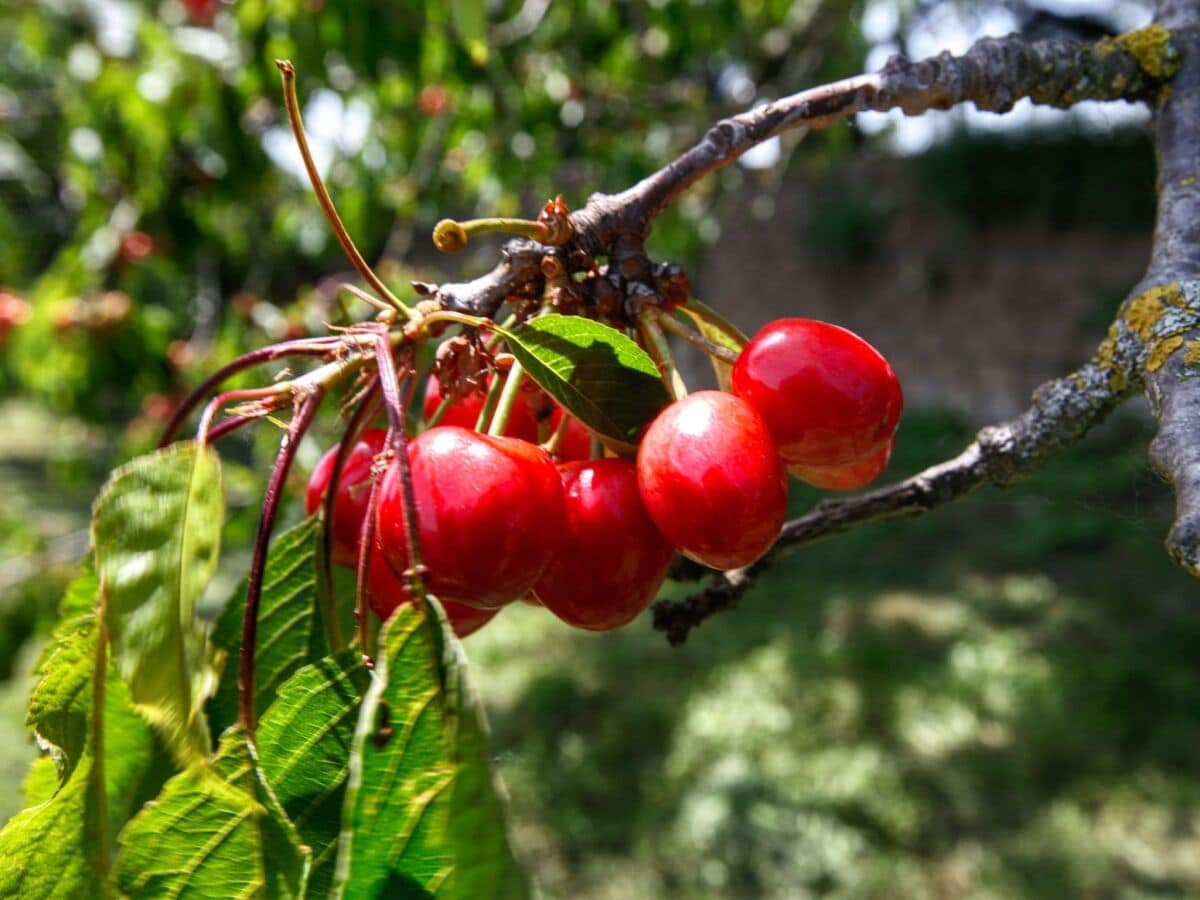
4,1 -> 1200,897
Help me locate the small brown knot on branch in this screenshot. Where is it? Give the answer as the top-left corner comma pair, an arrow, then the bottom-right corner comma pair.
537,194 -> 573,245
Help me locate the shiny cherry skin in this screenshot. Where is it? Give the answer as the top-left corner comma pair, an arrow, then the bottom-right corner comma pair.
364,543 -> 498,638
789,437 -> 894,491
731,318 -> 902,467
533,460 -> 674,631
376,426 -> 567,608
305,428 -> 388,567
422,377 -> 540,442
637,391 -> 787,570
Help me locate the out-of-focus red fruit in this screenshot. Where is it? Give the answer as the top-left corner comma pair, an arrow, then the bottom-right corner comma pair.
376,426 -> 566,609
417,83 -> 451,116
422,377 -> 540,441
365,545 -> 498,638
305,429 -> 389,567
0,292 -> 31,340
789,439 -> 894,491
184,0 -> 219,26
534,460 -> 674,631
637,391 -> 787,570
119,231 -> 156,264
731,318 -> 902,468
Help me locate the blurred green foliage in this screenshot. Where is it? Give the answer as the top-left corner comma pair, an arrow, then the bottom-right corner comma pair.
0,0 -> 860,423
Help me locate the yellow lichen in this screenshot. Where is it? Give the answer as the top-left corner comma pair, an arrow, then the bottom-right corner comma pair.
1184,340 -> 1200,366
1147,334 -> 1185,371
1183,175 -> 1197,187
1116,25 -> 1178,81
1124,283 -> 1181,340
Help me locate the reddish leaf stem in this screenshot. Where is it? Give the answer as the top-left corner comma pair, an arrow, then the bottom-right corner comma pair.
238,390 -> 325,737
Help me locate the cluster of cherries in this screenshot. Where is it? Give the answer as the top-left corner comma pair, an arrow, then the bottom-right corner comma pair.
306,318 -> 901,639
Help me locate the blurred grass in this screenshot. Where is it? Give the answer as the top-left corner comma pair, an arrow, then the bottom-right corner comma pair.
2,403 -> 1198,898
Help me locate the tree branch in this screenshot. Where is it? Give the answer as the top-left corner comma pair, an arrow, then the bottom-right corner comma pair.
435,28 -> 1175,318
655,16 -> 1200,645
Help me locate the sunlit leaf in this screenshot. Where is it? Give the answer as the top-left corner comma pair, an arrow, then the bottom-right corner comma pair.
209,516 -> 322,737
500,314 -> 670,451
115,730 -> 310,899
0,591 -> 158,900
333,601 -> 528,898
92,442 -> 223,765
259,649 -> 369,897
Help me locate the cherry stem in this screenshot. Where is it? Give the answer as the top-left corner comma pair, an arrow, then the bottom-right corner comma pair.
682,297 -> 749,349
425,388 -> 455,429
159,338 -> 338,447
412,309 -> 491,333
653,308 -> 740,365
487,360 -> 526,437
474,371 -> 505,432
543,406 -> 570,456
198,386 -> 289,445
374,337 -> 428,604
239,389 -> 325,737
353,469 -> 384,663
432,216 -> 548,253
638,311 -> 688,400
317,377 -> 382,655
276,59 -> 409,317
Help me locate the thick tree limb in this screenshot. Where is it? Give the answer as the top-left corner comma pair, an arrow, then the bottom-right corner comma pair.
438,28 -> 1175,317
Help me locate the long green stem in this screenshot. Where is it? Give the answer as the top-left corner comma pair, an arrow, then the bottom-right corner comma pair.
488,360 -> 527,436
276,60 -> 408,317
638,312 -> 687,400
683,297 -> 749,347
474,373 -> 505,432
654,308 -> 740,364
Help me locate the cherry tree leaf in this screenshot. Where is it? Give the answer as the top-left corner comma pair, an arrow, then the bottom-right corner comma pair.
0,571 -> 161,900
115,729 -> 310,898
333,601 -> 528,898
679,303 -> 748,391
92,442 -> 223,765
258,649 -> 369,897
499,314 -> 671,451
209,516 -> 322,737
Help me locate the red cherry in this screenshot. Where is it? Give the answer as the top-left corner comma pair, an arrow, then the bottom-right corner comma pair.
364,545 -> 497,638
731,318 -> 902,468
305,429 -> 388,567
789,438 -> 893,491
637,391 -> 787,570
376,426 -> 566,608
548,407 -> 593,461
533,460 -> 674,631
422,377 -> 540,442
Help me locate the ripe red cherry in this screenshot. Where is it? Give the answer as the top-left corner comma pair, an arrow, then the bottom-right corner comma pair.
364,545 -> 497,638
789,438 -> 893,491
305,428 -> 388,567
422,377 -> 540,441
533,460 -> 674,631
731,318 -> 902,468
637,391 -> 787,570
376,426 -> 566,608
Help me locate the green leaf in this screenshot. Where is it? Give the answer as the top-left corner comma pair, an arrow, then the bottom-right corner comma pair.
209,516 -> 322,737
679,306 -> 747,392
259,650 -> 369,897
333,602 -> 528,899
115,730 -> 310,899
500,314 -> 671,450
0,604 -> 159,899
92,442 -> 223,765
450,0 -> 488,65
